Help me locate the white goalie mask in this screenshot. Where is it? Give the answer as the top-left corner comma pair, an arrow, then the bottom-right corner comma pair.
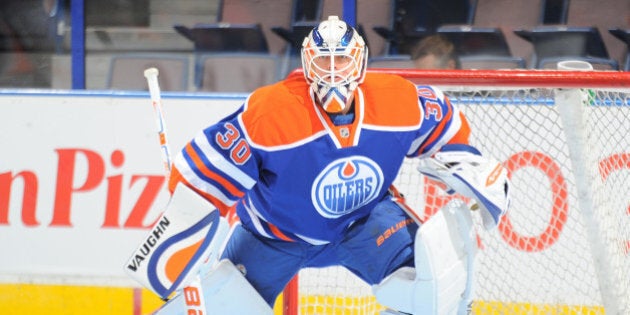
301,16 -> 368,113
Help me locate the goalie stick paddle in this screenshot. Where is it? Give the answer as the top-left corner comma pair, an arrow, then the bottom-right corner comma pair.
140,68 -> 209,310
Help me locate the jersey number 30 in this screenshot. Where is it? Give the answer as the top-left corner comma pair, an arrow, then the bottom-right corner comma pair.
215,122 -> 251,165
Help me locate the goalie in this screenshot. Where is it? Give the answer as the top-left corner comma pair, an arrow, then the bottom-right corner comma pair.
125,15 -> 511,315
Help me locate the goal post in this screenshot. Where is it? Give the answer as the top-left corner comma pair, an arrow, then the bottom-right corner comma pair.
282,68 -> 630,315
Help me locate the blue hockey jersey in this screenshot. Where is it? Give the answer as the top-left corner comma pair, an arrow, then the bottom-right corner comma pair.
169,72 -> 470,245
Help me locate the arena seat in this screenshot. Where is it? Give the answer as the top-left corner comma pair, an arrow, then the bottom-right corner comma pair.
373,0 -> 478,55
514,25 -> 618,69
107,53 -> 189,91
437,26 -> 517,57
609,28 -> 630,71
174,23 -> 269,53
195,53 -> 281,92
172,22 -> 279,92
459,56 -> 526,69
436,26 -> 526,69
368,55 -> 414,69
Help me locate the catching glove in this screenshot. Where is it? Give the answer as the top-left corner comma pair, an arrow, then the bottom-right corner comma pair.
417,144 -> 511,230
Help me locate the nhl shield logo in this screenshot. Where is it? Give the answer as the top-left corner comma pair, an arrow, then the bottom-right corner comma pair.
311,156 -> 384,218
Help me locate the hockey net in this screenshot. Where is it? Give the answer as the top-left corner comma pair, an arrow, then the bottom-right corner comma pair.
282,69 -> 630,315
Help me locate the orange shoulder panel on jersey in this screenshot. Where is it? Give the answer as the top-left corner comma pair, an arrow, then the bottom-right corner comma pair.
240,75 -> 326,147
447,111 -> 471,145
360,73 -> 421,127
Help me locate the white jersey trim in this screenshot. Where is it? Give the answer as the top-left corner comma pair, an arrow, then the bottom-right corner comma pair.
244,196 -> 331,245
295,233 -> 330,245
351,86 -> 365,147
242,198 -> 273,239
175,154 -> 238,207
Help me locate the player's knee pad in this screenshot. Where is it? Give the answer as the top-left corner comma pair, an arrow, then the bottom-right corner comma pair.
373,200 -> 476,315
154,259 -> 273,315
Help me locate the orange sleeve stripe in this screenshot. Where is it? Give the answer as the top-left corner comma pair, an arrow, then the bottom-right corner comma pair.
169,165 -> 233,217
417,104 -> 454,153
182,176 -> 233,217
447,111 -> 471,145
168,166 -> 184,194
268,222 -> 296,242
184,143 -> 245,199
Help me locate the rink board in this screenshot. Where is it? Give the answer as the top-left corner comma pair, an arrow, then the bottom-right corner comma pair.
0,89 -> 621,314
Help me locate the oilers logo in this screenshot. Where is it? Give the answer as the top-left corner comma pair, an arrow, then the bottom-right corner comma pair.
311,156 -> 384,218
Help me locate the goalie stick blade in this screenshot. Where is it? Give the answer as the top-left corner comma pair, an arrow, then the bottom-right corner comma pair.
151,211 -> 220,297
125,210 -> 220,299
124,183 -> 227,299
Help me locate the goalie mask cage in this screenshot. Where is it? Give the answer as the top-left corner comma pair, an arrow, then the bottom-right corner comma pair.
282,69 -> 630,315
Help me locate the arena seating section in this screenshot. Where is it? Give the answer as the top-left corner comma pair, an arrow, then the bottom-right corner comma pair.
9,0 -> 627,90
159,0 -> 628,91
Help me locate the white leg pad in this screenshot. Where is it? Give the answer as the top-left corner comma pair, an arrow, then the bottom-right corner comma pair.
154,259 -> 273,315
373,200 -> 476,315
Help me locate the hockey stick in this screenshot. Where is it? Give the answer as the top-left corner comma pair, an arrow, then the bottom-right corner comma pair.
141,68 -> 208,313
144,68 -> 172,176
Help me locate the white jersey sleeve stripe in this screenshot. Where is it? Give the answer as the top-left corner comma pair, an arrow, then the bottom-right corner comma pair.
242,198 -> 273,239
175,153 -> 239,207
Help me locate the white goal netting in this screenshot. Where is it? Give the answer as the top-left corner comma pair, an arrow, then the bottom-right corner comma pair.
285,69 -> 630,315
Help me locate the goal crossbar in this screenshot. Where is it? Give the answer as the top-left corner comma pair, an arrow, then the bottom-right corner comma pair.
293,68 -> 630,88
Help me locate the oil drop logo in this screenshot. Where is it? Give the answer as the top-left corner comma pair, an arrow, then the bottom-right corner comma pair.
311,156 -> 384,218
